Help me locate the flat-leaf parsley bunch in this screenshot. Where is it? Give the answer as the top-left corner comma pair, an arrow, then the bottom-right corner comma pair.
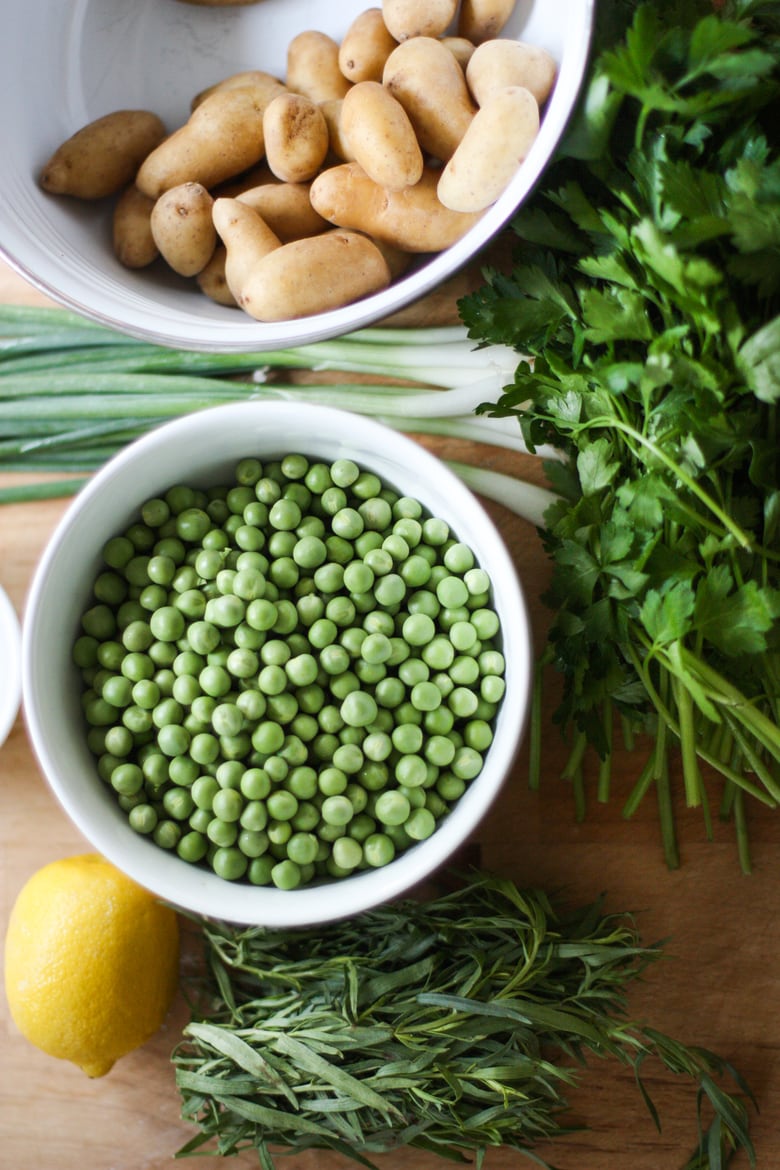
460,0 -> 780,868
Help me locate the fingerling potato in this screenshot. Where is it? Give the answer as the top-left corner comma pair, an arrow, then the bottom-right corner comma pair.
381,0 -> 459,41
466,38 -> 557,105
136,87 -> 267,198
150,181 -> 216,276
319,99 -> 356,162
196,245 -> 237,306
212,197 -> 282,299
340,81 -> 423,191
383,37 -> 476,162
263,92 -> 330,183
112,185 -> 159,269
338,8 -> 398,83
458,0 -> 517,43
236,182 -> 328,241
439,36 -> 477,69
40,110 -> 166,200
437,85 -> 540,212
237,229 -> 391,321
310,162 -> 481,252
286,31 -> 351,103
191,70 -> 286,111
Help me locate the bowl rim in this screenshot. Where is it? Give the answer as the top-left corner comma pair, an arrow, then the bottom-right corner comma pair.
0,0 -> 596,352
21,402 -> 532,926
0,585 -> 22,747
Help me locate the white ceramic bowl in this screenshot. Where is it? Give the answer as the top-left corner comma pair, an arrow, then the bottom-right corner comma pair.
0,586 -> 22,748
22,404 -> 531,926
0,0 -> 594,352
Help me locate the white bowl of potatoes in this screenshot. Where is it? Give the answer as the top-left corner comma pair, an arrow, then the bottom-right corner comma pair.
0,0 -> 594,352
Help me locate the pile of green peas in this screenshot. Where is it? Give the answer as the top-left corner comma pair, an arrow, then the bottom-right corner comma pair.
73,453 -> 507,890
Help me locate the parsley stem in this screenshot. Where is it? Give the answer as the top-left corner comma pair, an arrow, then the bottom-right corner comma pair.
561,730 -> 588,821
678,652 -> 780,762
733,787 -> 752,876
674,678 -> 703,810
622,754 -> 657,819
527,658 -> 547,792
720,715 -> 780,806
655,750 -> 680,870
597,702 -> 613,802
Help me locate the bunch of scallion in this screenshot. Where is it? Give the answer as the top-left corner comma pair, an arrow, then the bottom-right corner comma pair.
0,305 -> 551,514
173,874 -> 755,1170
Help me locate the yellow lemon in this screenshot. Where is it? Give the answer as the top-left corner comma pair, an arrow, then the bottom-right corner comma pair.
4,852 -> 180,1077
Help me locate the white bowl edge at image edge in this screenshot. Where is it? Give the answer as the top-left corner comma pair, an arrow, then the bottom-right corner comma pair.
0,585 -> 22,746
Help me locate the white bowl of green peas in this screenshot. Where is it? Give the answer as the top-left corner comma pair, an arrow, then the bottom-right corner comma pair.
22,403 -> 531,926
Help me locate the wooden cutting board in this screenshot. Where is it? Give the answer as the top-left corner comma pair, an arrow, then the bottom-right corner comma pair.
0,257 -> 778,1170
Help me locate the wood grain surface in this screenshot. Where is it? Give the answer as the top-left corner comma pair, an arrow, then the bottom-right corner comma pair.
0,257 -> 778,1170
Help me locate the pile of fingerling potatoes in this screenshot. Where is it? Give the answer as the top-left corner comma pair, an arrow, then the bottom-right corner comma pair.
38,0 -> 556,322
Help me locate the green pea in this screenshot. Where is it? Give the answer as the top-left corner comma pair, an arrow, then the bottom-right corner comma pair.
395,754 -> 428,788
205,594 -> 245,629
436,576 -> 470,609
402,612 -> 435,646
359,496 -> 392,531
331,506 -> 364,540
328,836 -> 360,870
481,674 -> 506,704
340,690 -> 378,728
471,607 -> 501,640
102,674 -> 133,708
161,758 -> 193,791
437,773 -> 466,801
103,725 -> 133,758
247,856 -> 275,885
154,820 -> 182,851
191,775 -> 219,810
163,785 -> 195,821
330,458 -> 359,487
175,507 -> 211,543
129,804 -> 158,835
373,573 -> 406,608
110,762 -> 143,796
450,654 -> 480,686
410,680 -> 442,712
286,831 -> 318,865
211,787 -> 243,823
448,686 -> 480,719
238,829 -> 269,858
405,807 -> 436,840
321,794 -> 354,826
363,833 -> 395,868
363,547 -> 393,577
157,723 -> 190,757
374,790 -> 411,827
374,676 -> 406,709
271,859 -> 302,890
393,496 -> 422,520
266,790 -> 299,822
199,664 -> 232,698
214,647 -> 250,680
102,535 -> 135,570
188,807 -> 212,835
